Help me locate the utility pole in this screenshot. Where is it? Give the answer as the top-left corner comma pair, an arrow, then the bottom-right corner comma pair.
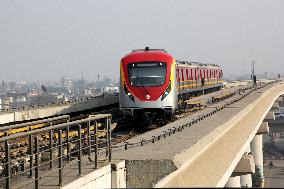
252,60 -> 256,85
251,60 -> 255,78
81,72 -> 85,96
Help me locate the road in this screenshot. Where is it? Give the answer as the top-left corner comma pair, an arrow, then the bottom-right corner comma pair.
264,160 -> 284,188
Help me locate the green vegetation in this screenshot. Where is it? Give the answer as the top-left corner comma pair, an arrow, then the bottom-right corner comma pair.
252,166 -> 263,187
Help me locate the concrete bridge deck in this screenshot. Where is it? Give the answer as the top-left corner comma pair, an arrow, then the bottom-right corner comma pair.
110,82 -> 279,187
6,80 -> 284,188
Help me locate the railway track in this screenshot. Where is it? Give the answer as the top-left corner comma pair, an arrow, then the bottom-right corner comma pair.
0,82 -> 260,179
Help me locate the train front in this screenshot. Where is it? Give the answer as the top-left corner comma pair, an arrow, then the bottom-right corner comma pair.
119,48 -> 177,121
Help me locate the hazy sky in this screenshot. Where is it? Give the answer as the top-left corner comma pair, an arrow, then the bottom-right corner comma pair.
0,0 -> 284,82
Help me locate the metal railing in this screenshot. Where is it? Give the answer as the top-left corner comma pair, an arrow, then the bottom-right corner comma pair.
0,115 -> 70,134
0,114 -> 112,189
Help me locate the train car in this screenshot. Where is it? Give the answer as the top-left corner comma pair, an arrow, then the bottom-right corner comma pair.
119,47 -> 223,122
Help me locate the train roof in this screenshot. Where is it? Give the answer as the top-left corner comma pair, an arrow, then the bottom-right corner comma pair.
122,47 -> 173,61
124,47 -> 169,56
176,60 -> 221,68
123,47 -> 221,68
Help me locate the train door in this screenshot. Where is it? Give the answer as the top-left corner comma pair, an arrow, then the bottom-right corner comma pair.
213,69 -> 216,86
190,68 -> 193,89
207,69 -> 210,87
199,68 -> 203,88
177,68 -> 180,95
195,68 -> 198,90
186,68 -> 189,91
216,69 -> 218,85
181,68 -> 185,93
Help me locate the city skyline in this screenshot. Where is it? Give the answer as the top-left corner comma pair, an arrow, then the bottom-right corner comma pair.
1,0 -> 284,81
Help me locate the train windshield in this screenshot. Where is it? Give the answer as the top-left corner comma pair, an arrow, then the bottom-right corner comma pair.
128,62 -> 167,87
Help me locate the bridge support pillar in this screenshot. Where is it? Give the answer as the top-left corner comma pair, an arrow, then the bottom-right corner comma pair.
227,147 -> 255,188
240,146 -> 253,187
240,174 -> 252,187
250,122 -> 269,179
251,134 -> 263,178
225,176 -> 241,187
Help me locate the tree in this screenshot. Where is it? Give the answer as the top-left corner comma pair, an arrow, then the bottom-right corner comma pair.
252,166 -> 263,187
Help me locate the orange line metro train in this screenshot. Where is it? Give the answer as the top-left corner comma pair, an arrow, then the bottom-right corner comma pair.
119,47 -> 223,122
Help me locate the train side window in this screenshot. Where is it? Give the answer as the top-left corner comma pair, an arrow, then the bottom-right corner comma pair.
217,70 -> 219,78
186,69 -> 189,81
181,69 -> 184,81
190,69 -> 193,80
207,70 -> 209,79
177,69 -> 180,82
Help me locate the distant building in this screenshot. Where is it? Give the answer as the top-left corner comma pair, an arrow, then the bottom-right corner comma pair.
0,80 -> 5,87
27,94 -> 58,106
28,90 -> 39,97
85,89 -> 95,96
0,97 -> 13,110
101,86 -> 118,93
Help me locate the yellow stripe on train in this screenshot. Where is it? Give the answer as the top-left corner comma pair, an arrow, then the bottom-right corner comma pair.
178,81 -> 222,89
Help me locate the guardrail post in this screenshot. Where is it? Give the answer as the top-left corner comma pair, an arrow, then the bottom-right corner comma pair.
66,125 -> 71,162
58,130 -> 63,186
87,121 -> 91,158
78,125 -> 82,176
29,127 -> 33,178
35,136 -> 39,189
5,141 -> 11,189
20,159 -> 25,172
94,122 -> 99,169
49,130 -> 53,169
106,117 -> 111,162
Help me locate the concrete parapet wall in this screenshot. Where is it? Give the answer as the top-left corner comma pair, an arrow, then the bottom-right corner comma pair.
111,161 -> 127,188
0,113 -> 15,124
155,82 -> 284,187
62,161 -> 126,189
0,95 -> 118,124
62,164 -> 112,189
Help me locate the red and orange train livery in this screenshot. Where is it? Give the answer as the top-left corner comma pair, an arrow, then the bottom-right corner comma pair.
119,47 -> 223,121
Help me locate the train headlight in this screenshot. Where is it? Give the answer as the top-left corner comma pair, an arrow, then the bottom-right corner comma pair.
161,81 -> 171,101
145,94 -> 151,99
124,82 -> 135,101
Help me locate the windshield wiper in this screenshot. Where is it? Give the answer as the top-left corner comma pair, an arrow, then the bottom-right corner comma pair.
137,75 -> 149,95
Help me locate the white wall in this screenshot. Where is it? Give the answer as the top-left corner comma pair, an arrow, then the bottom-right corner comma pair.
62,161 -> 126,189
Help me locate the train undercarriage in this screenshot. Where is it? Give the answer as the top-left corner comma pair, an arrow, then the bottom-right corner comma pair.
126,85 -> 223,128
